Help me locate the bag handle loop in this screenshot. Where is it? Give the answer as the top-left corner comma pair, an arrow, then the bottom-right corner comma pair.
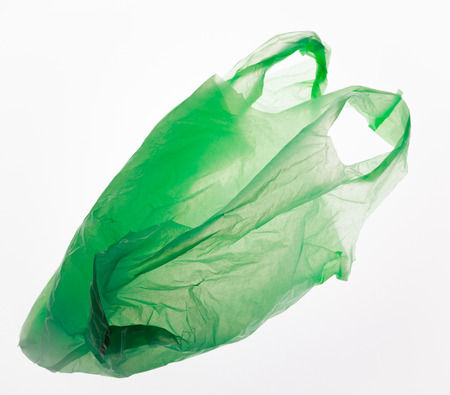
225,31 -> 329,104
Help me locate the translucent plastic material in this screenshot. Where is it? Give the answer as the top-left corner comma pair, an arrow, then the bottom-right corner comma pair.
19,31 -> 410,377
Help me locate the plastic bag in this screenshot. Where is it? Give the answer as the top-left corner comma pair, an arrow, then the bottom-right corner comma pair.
19,31 -> 410,377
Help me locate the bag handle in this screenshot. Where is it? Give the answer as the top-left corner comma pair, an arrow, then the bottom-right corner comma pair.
225,31 -> 329,104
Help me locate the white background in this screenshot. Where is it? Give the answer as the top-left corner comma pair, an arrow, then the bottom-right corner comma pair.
1,1 -> 449,394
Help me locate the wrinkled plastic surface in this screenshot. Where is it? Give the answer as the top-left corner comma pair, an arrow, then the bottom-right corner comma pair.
19,31 -> 410,377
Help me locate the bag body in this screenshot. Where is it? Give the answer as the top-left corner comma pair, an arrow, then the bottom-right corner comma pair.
20,31 -> 410,377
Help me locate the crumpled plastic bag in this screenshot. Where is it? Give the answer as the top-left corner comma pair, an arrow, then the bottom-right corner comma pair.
19,31 -> 410,377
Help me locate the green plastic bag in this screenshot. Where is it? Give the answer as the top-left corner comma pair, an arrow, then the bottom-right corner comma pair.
19,31 -> 410,377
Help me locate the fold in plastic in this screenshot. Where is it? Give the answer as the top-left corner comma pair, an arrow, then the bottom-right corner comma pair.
19,31 -> 410,377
